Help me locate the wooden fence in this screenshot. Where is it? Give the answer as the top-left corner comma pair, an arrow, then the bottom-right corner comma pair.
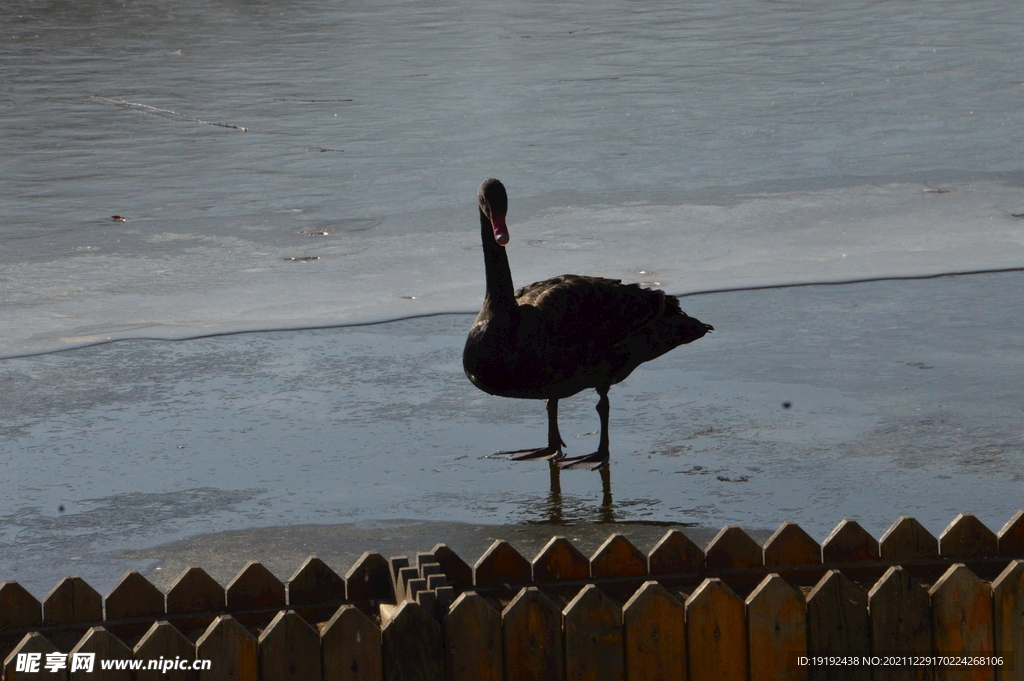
2,511 -> 1024,680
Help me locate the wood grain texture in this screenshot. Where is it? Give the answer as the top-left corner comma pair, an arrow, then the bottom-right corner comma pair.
622,581 -> 686,681
880,517 -> 940,561
502,587 -> 564,681
195,615 -> 257,681
321,605 -> 382,681
474,541 -> 531,588
746,574 -> 807,681
704,526 -> 763,572
258,611 -> 322,681
939,514 -> 998,561
345,552 -> 396,606
431,544 -> 473,589
105,571 -> 165,620
444,592 -> 501,681
998,511 -> 1024,558
70,627 -> 134,681
648,530 -> 704,578
43,577 -> 103,627
805,570 -> 869,681
563,585 -> 624,681
381,601 -> 443,681
821,520 -> 879,562
225,562 -> 286,611
4,632 -> 66,681
685,578 -> 746,681
867,567 -> 932,681
929,565 -> 994,681
532,537 -> 590,583
287,557 -> 346,609
165,567 -> 225,616
591,535 -> 648,579
991,560 -> 1024,681
134,621 -> 197,681
763,523 -> 821,567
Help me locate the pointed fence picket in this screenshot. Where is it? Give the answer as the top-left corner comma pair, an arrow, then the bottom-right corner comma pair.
867,567 -> 932,681
3,513 -> 1024,680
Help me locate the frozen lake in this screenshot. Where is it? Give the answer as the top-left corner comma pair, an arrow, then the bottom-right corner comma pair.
2,0 -> 1023,594
3,272 -> 1023,594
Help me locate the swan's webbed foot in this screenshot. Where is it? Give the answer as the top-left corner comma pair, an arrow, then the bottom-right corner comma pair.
557,450 -> 609,471
494,444 -> 564,461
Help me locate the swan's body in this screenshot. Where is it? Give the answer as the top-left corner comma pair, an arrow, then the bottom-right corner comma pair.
463,178 -> 712,470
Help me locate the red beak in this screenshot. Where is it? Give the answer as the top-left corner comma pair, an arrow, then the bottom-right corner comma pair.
491,212 -> 509,246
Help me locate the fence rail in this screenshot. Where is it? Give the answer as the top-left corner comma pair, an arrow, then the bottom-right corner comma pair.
2,511 -> 1023,680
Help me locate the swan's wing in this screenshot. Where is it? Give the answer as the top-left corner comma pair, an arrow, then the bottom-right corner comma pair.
515,275 -> 675,349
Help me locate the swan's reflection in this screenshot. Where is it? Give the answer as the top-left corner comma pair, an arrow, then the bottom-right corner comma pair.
539,462 -> 614,524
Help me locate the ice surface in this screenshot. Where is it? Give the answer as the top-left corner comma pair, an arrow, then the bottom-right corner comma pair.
3,0 -> 1024,356
2,273 -> 1023,594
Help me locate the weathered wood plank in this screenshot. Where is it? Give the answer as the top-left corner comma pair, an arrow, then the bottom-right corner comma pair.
345,552 -> 395,608
532,537 -> 590,583
0,581 -> 44,662
444,592 -> 501,681
563,584 -> 624,681
416,589 -> 440,621
258,610 -> 322,681
396,567 -> 421,603
288,556 -> 347,627
940,514 -> 999,579
881,516 -> 940,560
502,587 -> 564,681
431,544 -> 473,589
763,523 -> 823,586
929,564 -> 994,681
685,578 -> 746,681
43,577 -> 103,627
288,556 -> 346,609
4,632 -> 67,681
821,519 -> 879,563
69,627 -> 134,681
381,601 -> 443,681
881,517 -> 941,580
622,581 -> 686,681
474,540 -> 531,589
321,605 -> 381,681
134,621 -> 198,681
648,530 -> 704,578
226,561 -> 285,611
991,560 -> 1024,681
106,571 -> 165,619
764,523 -> 820,566
105,571 -> 165,645
165,567 -> 225,626
867,566 -> 932,681
997,511 -> 1024,558
590,534 -> 647,579
805,570 -> 869,681
390,556 -> 410,579
195,615 -> 257,681
704,526 -> 762,572
746,574 -> 807,681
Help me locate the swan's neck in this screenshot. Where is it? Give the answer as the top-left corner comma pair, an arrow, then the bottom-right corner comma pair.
480,208 -> 517,317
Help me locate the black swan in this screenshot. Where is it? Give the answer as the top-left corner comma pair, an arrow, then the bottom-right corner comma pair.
463,178 -> 713,470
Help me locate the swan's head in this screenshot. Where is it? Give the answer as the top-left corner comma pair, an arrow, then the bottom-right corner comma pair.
478,178 -> 509,246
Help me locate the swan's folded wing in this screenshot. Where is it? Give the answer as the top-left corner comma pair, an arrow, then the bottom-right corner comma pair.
515,275 -> 672,351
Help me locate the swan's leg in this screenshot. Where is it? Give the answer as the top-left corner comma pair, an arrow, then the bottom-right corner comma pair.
558,388 -> 611,470
494,398 -> 566,461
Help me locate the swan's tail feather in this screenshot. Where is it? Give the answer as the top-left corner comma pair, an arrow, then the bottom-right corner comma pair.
671,313 -> 713,346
